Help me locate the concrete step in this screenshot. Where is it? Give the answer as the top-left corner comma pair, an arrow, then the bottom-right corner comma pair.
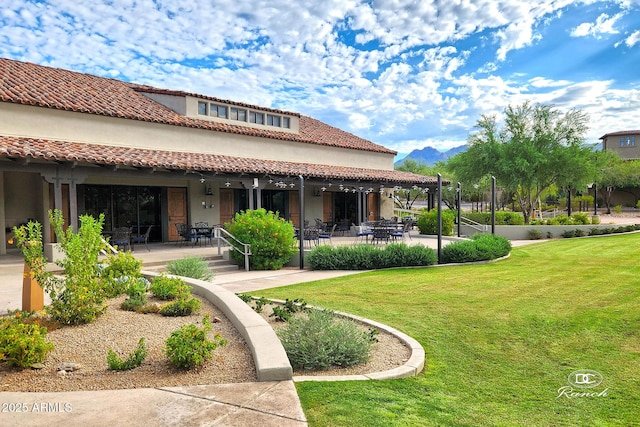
141,254 -> 239,275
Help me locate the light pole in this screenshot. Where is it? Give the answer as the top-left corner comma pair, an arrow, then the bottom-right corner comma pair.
491,176 -> 496,235
457,182 -> 461,237
437,173 -> 442,264
473,183 -> 479,212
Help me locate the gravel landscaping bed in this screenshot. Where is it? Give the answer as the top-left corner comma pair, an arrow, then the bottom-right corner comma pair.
258,304 -> 411,378
0,294 -> 256,392
1,294 -> 411,392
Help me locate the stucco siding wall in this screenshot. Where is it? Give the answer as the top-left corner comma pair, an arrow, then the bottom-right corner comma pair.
603,133 -> 640,160
1,103 -> 394,170
3,171 -> 44,228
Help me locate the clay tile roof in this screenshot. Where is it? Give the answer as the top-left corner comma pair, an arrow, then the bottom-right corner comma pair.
0,135 -> 436,185
0,58 -> 395,155
600,130 -> 640,139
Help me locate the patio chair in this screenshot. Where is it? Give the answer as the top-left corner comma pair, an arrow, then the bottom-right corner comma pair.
318,223 -> 337,245
194,221 -> 214,246
111,227 -> 131,252
131,225 -> 153,251
391,220 -> 412,241
371,226 -> 390,245
175,223 -> 199,247
303,228 -> 320,248
354,222 -> 373,244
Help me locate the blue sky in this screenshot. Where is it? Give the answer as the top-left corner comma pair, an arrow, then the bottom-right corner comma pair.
1,1 -> 638,159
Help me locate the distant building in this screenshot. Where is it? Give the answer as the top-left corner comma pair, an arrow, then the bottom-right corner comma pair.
599,130 -> 640,209
600,130 -> 640,160
0,58 -> 439,254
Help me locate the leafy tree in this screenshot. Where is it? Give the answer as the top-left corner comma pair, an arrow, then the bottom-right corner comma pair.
394,159 -> 457,209
447,102 -> 592,223
596,152 -> 640,213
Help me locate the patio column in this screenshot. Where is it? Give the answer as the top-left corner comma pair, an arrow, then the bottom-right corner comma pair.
0,172 -> 5,255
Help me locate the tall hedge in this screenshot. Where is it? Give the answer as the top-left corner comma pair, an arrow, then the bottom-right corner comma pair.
417,209 -> 455,235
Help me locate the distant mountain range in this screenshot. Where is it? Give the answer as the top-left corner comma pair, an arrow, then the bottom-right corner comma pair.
394,145 -> 467,167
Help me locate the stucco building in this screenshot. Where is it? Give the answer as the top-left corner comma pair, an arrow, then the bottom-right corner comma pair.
600,130 -> 640,160
0,58 -> 438,254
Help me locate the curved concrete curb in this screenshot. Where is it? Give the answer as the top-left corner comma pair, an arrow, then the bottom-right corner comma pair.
143,271 -> 293,382
267,300 -> 425,383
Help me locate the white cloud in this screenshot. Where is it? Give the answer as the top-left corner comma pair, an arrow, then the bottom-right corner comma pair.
570,12 -> 623,38
0,0 -> 638,154
624,29 -> 640,46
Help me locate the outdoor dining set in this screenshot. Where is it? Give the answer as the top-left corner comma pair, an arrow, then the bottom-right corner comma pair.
105,217 -> 415,252
299,217 -> 414,247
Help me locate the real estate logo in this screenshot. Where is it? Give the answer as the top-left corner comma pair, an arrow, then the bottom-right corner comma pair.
557,370 -> 608,399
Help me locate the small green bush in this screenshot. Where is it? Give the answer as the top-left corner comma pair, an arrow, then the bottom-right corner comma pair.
417,209 -> 455,235
100,251 -> 143,297
120,278 -> 150,311
527,229 -> 543,240
307,243 -> 436,270
150,275 -> 191,300
277,309 -> 375,370
270,298 -> 307,322
225,208 -> 297,270
165,315 -> 227,369
270,306 -> 292,322
0,313 -> 55,368
159,297 -> 202,317
166,257 -> 214,281
121,294 -> 147,311
441,234 -> 511,264
570,212 -> 591,225
107,337 -> 147,371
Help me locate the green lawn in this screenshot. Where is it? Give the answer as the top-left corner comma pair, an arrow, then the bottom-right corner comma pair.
255,234 -> 640,426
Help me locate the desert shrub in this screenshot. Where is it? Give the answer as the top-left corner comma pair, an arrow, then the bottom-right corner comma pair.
165,315 -> 227,369
277,309 -> 375,370
166,257 -> 214,281
270,298 -> 308,322
150,275 -> 191,300
574,229 -> 586,237
159,297 -> 202,317
561,230 -> 576,238
100,251 -> 143,297
307,244 -> 436,270
13,210 -> 109,325
417,209 -> 455,235
570,212 -> 591,225
527,229 -> 543,240
107,337 -> 147,371
441,234 -> 511,264
614,205 -> 623,213
224,208 -> 296,270
271,306 -> 292,322
120,278 -> 150,311
0,313 -> 55,368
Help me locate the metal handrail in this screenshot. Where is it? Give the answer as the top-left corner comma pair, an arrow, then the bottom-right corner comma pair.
459,216 -> 488,233
100,237 -> 119,256
214,227 -> 252,271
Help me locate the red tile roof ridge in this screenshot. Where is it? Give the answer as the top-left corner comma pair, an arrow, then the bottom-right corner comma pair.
0,58 -> 395,155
